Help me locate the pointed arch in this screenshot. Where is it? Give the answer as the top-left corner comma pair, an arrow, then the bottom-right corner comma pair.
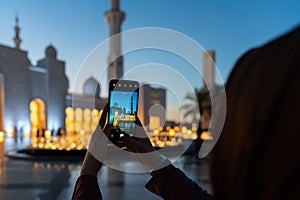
29,98 -> 46,137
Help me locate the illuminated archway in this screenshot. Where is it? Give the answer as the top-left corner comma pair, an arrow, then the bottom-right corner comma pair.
29,98 -> 46,137
65,107 -> 75,134
65,107 -> 102,135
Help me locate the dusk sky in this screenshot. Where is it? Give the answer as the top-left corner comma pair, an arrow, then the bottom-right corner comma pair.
1,0 -> 299,121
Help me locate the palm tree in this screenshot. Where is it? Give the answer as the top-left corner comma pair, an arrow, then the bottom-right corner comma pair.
182,85 -> 224,123
181,88 -> 210,123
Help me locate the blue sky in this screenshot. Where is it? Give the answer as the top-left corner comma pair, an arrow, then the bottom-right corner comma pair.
0,0 -> 299,121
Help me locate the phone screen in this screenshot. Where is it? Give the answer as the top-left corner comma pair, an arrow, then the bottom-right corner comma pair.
108,79 -> 139,133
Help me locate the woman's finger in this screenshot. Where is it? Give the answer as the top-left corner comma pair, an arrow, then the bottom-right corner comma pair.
99,104 -> 109,129
122,135 -> 154,153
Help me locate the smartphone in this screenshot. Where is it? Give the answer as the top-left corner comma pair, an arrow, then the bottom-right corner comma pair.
108,79 -> 139,145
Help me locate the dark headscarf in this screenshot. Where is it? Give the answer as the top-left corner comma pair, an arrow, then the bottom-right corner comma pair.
211,26 -> 300,199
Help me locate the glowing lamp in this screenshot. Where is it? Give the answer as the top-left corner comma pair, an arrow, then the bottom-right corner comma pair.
169,129 -> 175,137
45,130 -> 52,139
24,129 -> 30,138
166,126 -> 171,131
7,129 -> 14,137
174,126 -> 179,132
181,126 -> 187,134
0,131 -> 4,143
200,131 -> 213,140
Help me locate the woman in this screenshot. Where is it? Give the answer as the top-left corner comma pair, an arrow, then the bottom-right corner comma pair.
72,25 -> 300,200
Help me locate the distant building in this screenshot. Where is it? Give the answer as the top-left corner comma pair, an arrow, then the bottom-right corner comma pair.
138,84 -> 166,131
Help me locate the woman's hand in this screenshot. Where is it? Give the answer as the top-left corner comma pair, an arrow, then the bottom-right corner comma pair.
121,118 -> 171,172
122,117 -> 155,153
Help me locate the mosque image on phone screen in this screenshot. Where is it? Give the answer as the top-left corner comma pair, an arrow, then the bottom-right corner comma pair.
109,91 -> 138,131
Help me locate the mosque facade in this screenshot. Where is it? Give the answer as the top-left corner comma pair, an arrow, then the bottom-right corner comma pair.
0,43 -> 67,134
0,0 -> 166,138
0,38 -> 165,136
0,17 -> 106,136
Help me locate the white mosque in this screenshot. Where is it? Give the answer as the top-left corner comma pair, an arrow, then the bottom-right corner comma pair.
0,16 -> 107,138
0,0 -> 167,141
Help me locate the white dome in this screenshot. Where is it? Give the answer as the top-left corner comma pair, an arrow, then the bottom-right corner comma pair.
83,77 -> 100,97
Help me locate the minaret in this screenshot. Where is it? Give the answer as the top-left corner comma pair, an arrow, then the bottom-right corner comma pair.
203,50 -> 215,91
130,95 -> 133,114
105,0 -> 125,82
13,15 -> 22,49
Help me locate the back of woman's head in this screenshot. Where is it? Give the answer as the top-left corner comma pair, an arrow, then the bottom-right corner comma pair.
211,26 -> 300,199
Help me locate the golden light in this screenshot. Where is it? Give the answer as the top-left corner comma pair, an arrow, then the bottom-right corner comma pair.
166,126 -> 171,131
32,127 -> 38,137
157,140 -> 165,148
200,131 -> 213,140
83,108 -> 91,118
26,102 -> 213,151
71,143 -> 76,148
7,129 -> 14,137
91,109 -> 100,132
65,107 -> 75,133
0,131 -> 4,143
191,126 -> 197,132
92,109 -> 99,117
169,129 -> 175,137
76,144 -> 84,150
65,107 -> 74,115
75,108 -> 83,132
24,129 -> 30,138
45,130 -> 52,139
174,126 -> 179,132
181,126 -> 187,134
113,111 -> 118,127
30,99 -> 46,134
192,133 -> 198,140
191,123 -> 198,132
79,130 -> 85,135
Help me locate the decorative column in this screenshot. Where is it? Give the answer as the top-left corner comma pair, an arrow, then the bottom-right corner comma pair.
105,0 -> 125,82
